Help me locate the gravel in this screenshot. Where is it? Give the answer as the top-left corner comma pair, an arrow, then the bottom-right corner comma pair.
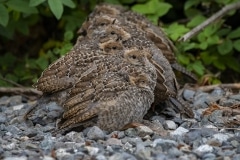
0,87 -> 240,160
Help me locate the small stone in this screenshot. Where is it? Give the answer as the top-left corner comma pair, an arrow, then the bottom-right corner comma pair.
4,157 -> 27,160
193,92 -> 209,108
202,153 -> 216,160
123,142 -> 133,151
213,133 -> 232,143
152,138 -> 177,151
87,126 -> 105,140
124,128 -> 137,137
195,144 -> 213,153
170,127 -> 189,136
122,137 -> 142,146
208,110 -> 225,125
163,120 -> 177,130
8,96 -> 22,106
6,125 -> 21,134
65,131 -> 85,143
207,138 -> 222,147
0,113 -> 7,123
210,87 -> 224,97
183,89 -> 195,102
109,152 -> 137,160
95,154 -> 107,160
106,138 -> 123,146
136,125 -> 153,137
233,154 -> 240,160
135,143 -> 151,160
230,140 -> 239,147
42,156 -> 55,160
40,133 -> 54,151
168,147 -> 183,157
85,146 -> 99,156
55,148 -> 71,158
12,104 -> 25,110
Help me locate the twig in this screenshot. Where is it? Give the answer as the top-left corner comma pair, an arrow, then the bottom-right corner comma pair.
0,87 -> 42,96
178,1 -> 240,42
190,127 -> 240,130
0,76 -> 24,87
197,83 -> 240,92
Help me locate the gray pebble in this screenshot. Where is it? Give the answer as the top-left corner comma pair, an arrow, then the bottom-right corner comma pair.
106,138 -> 122,146
171,126 -> 189,137
109,152 -> 137,160
8,96 -> 23,106
136,125 -> 153,137
124,128 -> 138,137
202,153 -> 216,160
183,89 -> 195,102
163,120 -> 177,130
4,157 -> 27,160
87,126 -> 105,140
0,113 -> 7,123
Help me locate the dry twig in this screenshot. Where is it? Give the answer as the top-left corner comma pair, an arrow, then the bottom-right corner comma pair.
178,1 -> 240,42
0,87 -> 42,96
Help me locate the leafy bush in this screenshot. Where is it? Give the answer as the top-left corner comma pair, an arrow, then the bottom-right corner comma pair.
0,0 -> 239,87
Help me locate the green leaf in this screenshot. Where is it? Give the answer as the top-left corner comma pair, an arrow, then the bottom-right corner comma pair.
184,8 -> 201,18
61,0 -> 75,8
29,0 -> 46,7
177,54 -> 190,65
132,0 -> 172,17
200,52 -> 217,65
36,56 -> 49,70
233,39 -> 240,52
217,28 -> 231,37
155,2 -> 172,17
207,35 -> 219,45
64,30 -> 74,41
188,60 -> 205,76
6,0 -> 38,14
213,60 -> 225,70
203,24 -> 220,36
228,27 -> 240,39
0,4 -> 9,26
198,41 -> 208,50
48,0 -> 63,19
164,23 -> 189,41
217,39 -> 233,55
184,0 -> 200,10
225,57 -> 240,73
187,15 -> 206,28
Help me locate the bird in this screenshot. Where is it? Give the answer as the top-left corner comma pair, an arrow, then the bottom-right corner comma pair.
29,3 -> 195,134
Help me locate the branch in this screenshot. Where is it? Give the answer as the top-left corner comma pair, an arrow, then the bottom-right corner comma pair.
0,76 -> 24,87
195,83 -> 240,92
0,87 -> 42,96
178,1 -> 240,42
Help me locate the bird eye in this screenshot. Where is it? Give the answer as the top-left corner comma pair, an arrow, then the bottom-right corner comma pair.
131,55 -> 137,59
111,31 -> 115,35
112,46 -> 117,50
100,23 -> 105,26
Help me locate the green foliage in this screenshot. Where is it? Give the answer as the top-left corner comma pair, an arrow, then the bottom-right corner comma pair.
0,0 -> 240,87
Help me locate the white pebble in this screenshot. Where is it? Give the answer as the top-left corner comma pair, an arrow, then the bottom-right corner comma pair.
170,127 -> 189,136
164,120 -> 177,130
213,133 -> 233,143
12,104 -> 24,110
195,144 -> 213,153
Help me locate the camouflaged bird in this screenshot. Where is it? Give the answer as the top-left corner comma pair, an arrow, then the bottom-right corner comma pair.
31,4 -> 195,134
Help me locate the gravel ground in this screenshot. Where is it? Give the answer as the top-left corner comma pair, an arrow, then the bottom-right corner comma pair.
0,86 -> 240,160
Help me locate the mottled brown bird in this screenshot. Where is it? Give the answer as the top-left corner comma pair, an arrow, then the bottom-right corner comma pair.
31,4 -> 195,134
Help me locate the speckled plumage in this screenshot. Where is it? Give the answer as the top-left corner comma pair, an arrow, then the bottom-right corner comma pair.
32,4 -> 195,134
